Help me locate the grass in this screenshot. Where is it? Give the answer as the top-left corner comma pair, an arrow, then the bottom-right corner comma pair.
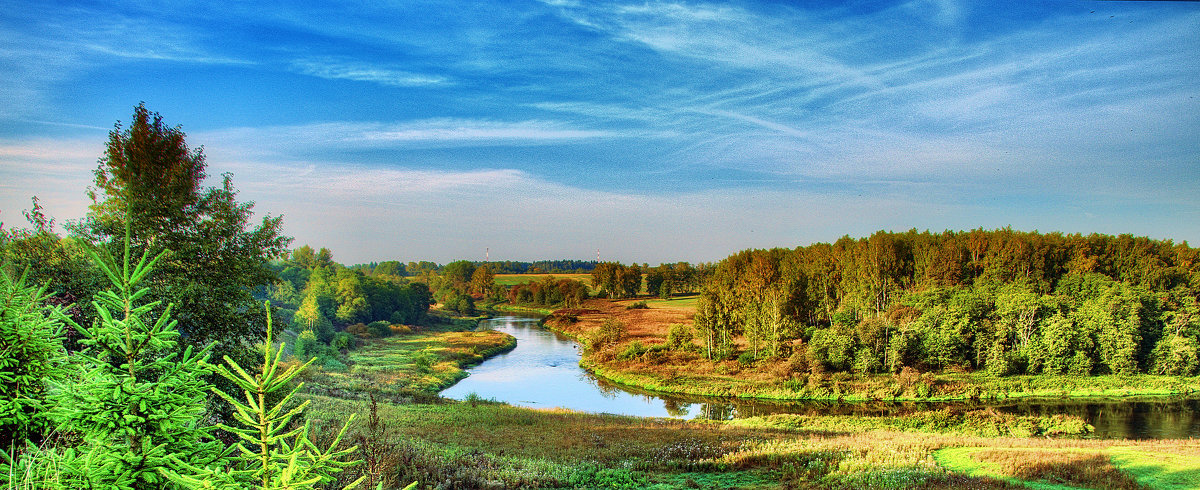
935,444 -> 1200,490
1109,445 -> 1200,490
493,273 -> 592,287
305,394 -> 1200,489
288,298 -> 1200,489
300,325 -> 515,401
640,293 -> 700,310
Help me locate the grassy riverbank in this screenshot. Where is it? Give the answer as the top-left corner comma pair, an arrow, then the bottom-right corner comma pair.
300,319 -> 515,401
545,299 -> 1200,403
305,394 -> 1200,489
292,303 -> 1200,488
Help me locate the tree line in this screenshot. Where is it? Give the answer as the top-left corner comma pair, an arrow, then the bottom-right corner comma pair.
694,229 -> 1200,376
264,245 -> 434,342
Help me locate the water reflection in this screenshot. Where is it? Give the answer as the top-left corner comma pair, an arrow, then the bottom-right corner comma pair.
441,316 -> 1200,439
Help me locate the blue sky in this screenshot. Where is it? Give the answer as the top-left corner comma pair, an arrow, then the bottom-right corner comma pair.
1,0 -> 1198,265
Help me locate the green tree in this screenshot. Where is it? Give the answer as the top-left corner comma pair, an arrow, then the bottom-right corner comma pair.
469,265 -> 495,296
293,292 -> 334,343
78,103 -> 291,365
441,260 -> 476,294
50,234 -> 222,488
334,269 -> 369,324
173,304 -> 371,489
372,260 -> 406,278
0,267 -> 68,448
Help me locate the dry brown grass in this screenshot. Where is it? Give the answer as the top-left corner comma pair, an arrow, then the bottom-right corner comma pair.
968,449 -> 1147,489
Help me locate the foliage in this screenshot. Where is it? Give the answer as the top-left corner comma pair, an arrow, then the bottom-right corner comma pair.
665,323 -> 695,352
48,232 -> 222,488
267,247 -> 433,337
0,198 -> 106,332
174,302 -> 367,489
0,267 -> 67,448
77,103 -> 291,366
590,318 -> 626,351
591,262 -> 642,299
694,228 -> 1200,378
442,293 -> 475,315
506,276 -> 590,308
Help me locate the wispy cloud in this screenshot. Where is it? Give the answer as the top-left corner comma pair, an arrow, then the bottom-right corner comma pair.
199,119 -> 619,157
290,58 -> 449,87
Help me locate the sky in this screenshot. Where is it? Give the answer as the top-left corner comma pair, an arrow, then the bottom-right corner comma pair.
1,0 -> 1198,265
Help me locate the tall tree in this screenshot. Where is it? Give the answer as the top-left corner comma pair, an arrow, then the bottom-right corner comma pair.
78,103 -> 291,362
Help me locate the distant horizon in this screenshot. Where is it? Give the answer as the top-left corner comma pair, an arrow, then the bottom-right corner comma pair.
321,225 -> 1198,268
3,1 -> 1197,265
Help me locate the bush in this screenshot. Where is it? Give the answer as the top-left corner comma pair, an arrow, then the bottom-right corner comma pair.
322,357 -> 349,372
737,351 -> 757,367
1151,334 -> 1200,376
389,324 -> 413,335
444,294 -> 476,315
331,331 -> 354,350
626,301 -> 649,310
367,320 -> 392,338
0,268 -> 67,447
590,318 -> 626,350
413,349 -> 435,374
618,341 -> 648,360
666,323 -> 694,351
295,329 -> 320,360
345,323 -> 369,338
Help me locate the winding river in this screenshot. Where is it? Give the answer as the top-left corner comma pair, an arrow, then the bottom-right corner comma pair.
441,315 -> 1200,439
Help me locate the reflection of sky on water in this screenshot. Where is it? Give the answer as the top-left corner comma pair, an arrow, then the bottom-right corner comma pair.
442,316 -> 696,417
442,317 -> 1200,438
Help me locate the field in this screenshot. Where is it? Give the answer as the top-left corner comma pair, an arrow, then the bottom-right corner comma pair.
306,393 -> 1200,489
493,273 -> 593,287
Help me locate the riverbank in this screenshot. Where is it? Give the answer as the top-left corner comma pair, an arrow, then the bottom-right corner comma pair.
543,299 -> 1200,403
296,305 -> 1200,488
305,394 -> 1200,489
301,319 -> 516,402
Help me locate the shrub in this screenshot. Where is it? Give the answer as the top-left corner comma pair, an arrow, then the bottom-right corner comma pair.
331,331 -> 354,350
367,320 -> 392,338
618,341 -> 648,360
49,239 -> 222,487
345,323 -> 369,338
389,324 -> 413,335
1151,334 -> 1200,376
323,357 -> 349,372
737,351 -> 757,367
590,318 -> 626,350
295,328 -> 320,360
0,268 -> 67,447
666,323 -> 694,351
413,349 -> 435,374
626,301 -> 649,310
181,305 -> 368,488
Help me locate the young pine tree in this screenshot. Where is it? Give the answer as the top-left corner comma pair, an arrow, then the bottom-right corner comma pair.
170,301 -> 369,490
48,230 -> 223,488
0,267 -> 68,449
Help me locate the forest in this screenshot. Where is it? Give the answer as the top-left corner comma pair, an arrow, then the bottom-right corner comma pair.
693,230 -> 1200,377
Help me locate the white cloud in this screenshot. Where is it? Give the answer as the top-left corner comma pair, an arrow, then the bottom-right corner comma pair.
196,119 -> 621,159
290,58 -> 449,87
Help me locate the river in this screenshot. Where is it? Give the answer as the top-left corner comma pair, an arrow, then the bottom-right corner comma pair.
441,315 -> 1200,439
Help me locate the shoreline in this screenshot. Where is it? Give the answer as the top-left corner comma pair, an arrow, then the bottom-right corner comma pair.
536,313 -> 1200,404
